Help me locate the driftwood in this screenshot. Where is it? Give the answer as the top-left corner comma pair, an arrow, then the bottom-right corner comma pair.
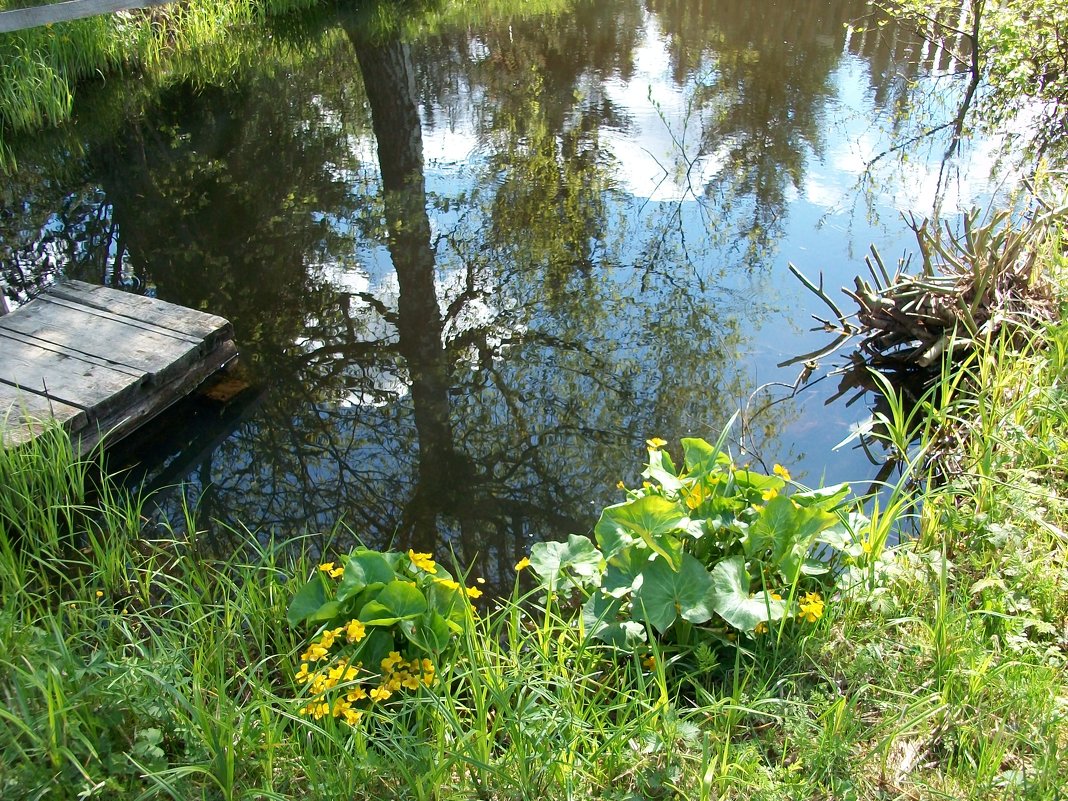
783,198 -> 1066,392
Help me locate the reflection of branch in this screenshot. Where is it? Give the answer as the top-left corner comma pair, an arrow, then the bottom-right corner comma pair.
864,118 -> 958,169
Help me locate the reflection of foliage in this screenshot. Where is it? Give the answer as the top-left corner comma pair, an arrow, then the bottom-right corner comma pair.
4,0 -> 800,586
647,0 -> 868,260
875,0 -> 1068,161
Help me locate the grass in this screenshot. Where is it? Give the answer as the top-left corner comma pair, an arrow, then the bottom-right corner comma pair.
0,0 -> 331,169
1,214 -> 1067,798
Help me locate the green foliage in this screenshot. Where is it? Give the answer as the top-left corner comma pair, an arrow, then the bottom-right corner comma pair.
286,548 -> 480,725
528,436 -> 849,655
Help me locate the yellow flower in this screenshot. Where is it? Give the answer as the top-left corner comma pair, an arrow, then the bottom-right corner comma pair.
95,590 -> 104,598
773,463 -> 791,481
370,686 -> 392,702
301,701 -> 330,719
754,622 -> 769,635
771,592 -> 782,601
295,662 -> 312,683
402,673 -> 421,690
346,686 -> 368,702
642,654 -> 656,671
514,556 -> 531,571
761,487 -> 779,502
465,586 -> 483,599
345,619 -> 366,643
798,592 -> 824,623
616,480 -> 626,490
319,628 -> 338,649
684,482 -> 710,510
381,651 -> 404,673
342,707 -> 363,725
319,562 -> 344,579
408,549 -> 437,573
862,539 -> 873,555
301,642 -> 330,662
435,578 -> 461,591
646,437 -> 667,449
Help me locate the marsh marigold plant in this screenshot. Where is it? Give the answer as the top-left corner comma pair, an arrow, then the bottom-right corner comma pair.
288,548 -> 478,724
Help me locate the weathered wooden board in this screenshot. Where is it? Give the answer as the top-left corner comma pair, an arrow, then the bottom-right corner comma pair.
46,281 -> 232,346
0,383 -> 87,448
0,281 -> 237,452
2,296 -> 210,377
0,0 -> 171,34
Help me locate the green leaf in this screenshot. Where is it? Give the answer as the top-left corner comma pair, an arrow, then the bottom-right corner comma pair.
744,495 -> 795,557
603,547 -> 649,598
309,600 -> 343,623
643,447 -> 683,492
529,534 -> 604,591
426,579 -> 467,624
681,437 -> 731,477
287,576 -> 328,627
790,483 -> 851,508
358,580 -> 427,624
709,556 -> 787,631
352,628 -> 394,669
400,611 -> 452,654
631,553 -> 715,634
582,593 -> 646,650
594,495 -> 686,568
337,551 -> 396,602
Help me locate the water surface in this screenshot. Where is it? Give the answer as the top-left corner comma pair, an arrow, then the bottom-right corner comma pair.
0,0 -> 1009,583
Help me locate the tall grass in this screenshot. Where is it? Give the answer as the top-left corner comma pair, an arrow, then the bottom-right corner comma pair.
0,0 -> 329,169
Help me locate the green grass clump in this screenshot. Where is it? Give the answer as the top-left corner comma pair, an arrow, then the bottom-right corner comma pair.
0,0 -> 330,169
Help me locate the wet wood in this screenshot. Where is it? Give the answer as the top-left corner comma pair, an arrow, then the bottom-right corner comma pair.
0,0 -> 170,34
0,280 -> 236,452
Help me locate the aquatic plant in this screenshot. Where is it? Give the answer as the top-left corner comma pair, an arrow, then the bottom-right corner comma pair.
523,429 -> 852,659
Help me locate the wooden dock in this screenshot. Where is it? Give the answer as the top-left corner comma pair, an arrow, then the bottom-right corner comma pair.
0,280 -> 237,452
0,0 -> 171,34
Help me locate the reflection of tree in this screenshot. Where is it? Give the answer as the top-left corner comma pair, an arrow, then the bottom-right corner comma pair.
0,0 -> 806,586
644,0 -> 870,258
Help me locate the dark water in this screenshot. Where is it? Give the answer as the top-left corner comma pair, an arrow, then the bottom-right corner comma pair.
1,0 -> 1012,584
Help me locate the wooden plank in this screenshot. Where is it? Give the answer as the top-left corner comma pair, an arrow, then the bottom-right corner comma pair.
45,281 -> 232,345
0,279 -> 238,453
0,297 -> 204,378
0,333 -> 146,415
76,339 -> 239,453
0,0 -> 172,34
0,385 -> 87,448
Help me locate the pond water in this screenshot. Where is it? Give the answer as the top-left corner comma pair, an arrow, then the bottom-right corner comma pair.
1,0 -> 1014,584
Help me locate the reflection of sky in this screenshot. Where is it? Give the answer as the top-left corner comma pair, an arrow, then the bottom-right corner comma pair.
324,7 -> 1017,486
70,0 -> 1034,573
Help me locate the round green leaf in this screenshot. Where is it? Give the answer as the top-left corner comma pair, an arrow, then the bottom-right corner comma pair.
529,534 -> 603,591
631,553 -> 715,634
709,555 -> 787,631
